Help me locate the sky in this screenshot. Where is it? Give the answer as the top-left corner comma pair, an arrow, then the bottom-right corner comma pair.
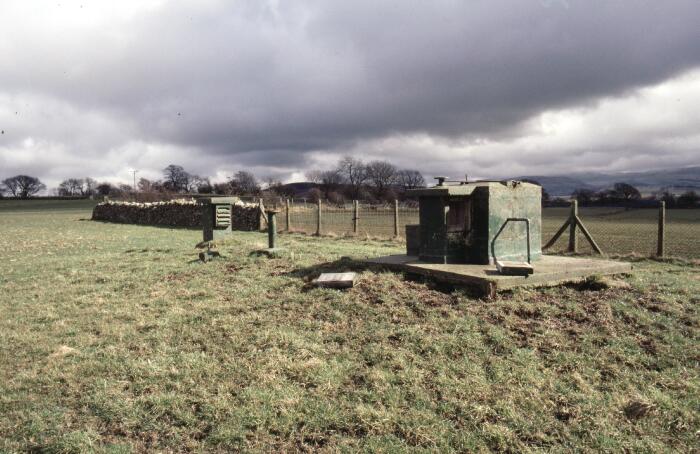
1,0 -> 700,190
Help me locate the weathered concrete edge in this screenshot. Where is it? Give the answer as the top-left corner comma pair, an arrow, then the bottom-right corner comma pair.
362,255 -> 632,294
496,261 -> 632,290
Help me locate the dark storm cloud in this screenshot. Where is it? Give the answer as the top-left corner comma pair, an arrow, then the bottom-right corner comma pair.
1,0 -> 700,185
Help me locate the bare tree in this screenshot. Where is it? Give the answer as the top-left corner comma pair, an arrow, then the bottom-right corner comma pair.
163,164 -> 191,192
336,156 -> 367,198
397,169 -> 425,190
137,178 -> 155,192
230,171 -> 260,195
196,178 -> 213,194
213,181 -> 234,195
366,161 -> 398,194
612,182 -> 641,202
2,175 -> 46,198
83,177 -> 97,196
313,169 -> 343,198
96,183 -> 113,196
572,188 -> 595,205
305,170 -> 323,184
58,178 -> 85,196
185,174 -> 204,193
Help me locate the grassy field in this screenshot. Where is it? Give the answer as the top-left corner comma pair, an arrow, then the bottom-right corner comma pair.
542,207 -> 700,259
1,200 -> 698,452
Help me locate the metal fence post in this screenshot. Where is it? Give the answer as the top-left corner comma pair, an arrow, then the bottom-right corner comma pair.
267,210 -> 278,249
568,199 -> 578,253
394,199 -> 399,237
285,199 -> 291,231
353,200 -> 359,234
657,200 -> 665,257
316,199 -> 322,236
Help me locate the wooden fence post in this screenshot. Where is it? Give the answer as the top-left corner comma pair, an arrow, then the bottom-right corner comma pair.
393,199 -> 399,237
316,199 -> 322,236
285,198 -> 291,232
258,197 -> 265,231
657,200 -> 665,257
568,200 -> 578,253
353,200 -> 359,234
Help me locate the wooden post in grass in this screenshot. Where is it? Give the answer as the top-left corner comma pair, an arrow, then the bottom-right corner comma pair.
568,200 -> 578,253
544,200 -> 603,255
393,199 -> 399,237
657,200 -> 665,257
353,200 -> 359,234
258,198 -> 265,231
285,198 -> 291,231
316,199 -> 322,236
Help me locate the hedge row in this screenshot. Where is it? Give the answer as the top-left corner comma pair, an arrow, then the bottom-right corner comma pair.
91,199 -> 261,230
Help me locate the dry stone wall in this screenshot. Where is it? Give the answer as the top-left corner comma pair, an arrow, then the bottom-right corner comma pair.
92,199 -> 261,230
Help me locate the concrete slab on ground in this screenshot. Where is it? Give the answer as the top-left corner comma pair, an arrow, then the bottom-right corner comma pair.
313,272 -> 357,289
362,254 -> 632,297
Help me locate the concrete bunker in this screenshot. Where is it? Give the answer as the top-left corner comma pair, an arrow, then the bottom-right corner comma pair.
406,179 -> 542,265
364,177 -> 631,295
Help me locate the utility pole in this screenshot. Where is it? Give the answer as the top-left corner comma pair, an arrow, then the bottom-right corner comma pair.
130,170 -> 138,192
130,170 -> 138,201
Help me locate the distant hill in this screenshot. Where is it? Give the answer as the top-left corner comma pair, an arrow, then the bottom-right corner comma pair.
518,166 -> 700,197
279,182 -> 317,194
515,176 -> 596,197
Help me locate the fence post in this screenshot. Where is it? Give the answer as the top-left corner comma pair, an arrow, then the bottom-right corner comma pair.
393,199 -> 399,237
657,200 -> 665,258
267,210 -> 278,249
316,199 -> 322,236
258,198 -> 265,231
568,199 -> 578,253
285,198 -> 291,231
353,200 -> 359,234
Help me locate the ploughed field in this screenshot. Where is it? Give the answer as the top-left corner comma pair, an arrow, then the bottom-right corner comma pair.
0,200 -> 698,452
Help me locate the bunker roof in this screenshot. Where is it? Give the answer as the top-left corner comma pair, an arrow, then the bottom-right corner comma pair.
408,180 -> 539,197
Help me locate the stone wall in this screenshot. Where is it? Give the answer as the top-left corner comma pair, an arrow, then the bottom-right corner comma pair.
232,204 -> 263,231
92,199 -> 261,230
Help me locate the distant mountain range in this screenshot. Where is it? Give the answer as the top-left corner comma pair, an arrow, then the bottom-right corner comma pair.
517,166 -> 700,197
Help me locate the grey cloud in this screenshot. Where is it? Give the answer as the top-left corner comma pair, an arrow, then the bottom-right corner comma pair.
1,0 -> 700,185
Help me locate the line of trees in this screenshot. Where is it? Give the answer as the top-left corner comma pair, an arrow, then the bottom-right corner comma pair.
90,166 -> 265,199
6,166 -> 696,207
1,158 -> 425,202
571,182 -> 699,208
305,156 -> 425,203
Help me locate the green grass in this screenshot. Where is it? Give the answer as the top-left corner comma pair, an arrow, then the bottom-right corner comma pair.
1,201 -> 698,452
0,198 -> 98,212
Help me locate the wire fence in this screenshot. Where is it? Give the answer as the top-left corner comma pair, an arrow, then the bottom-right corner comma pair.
542,205 -> 699,259
258,198 -> 699,260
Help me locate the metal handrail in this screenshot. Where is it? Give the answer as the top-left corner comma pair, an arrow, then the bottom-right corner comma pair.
491,218 -> 531,264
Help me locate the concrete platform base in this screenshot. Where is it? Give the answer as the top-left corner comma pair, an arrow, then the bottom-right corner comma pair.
362,254 -> 632,297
